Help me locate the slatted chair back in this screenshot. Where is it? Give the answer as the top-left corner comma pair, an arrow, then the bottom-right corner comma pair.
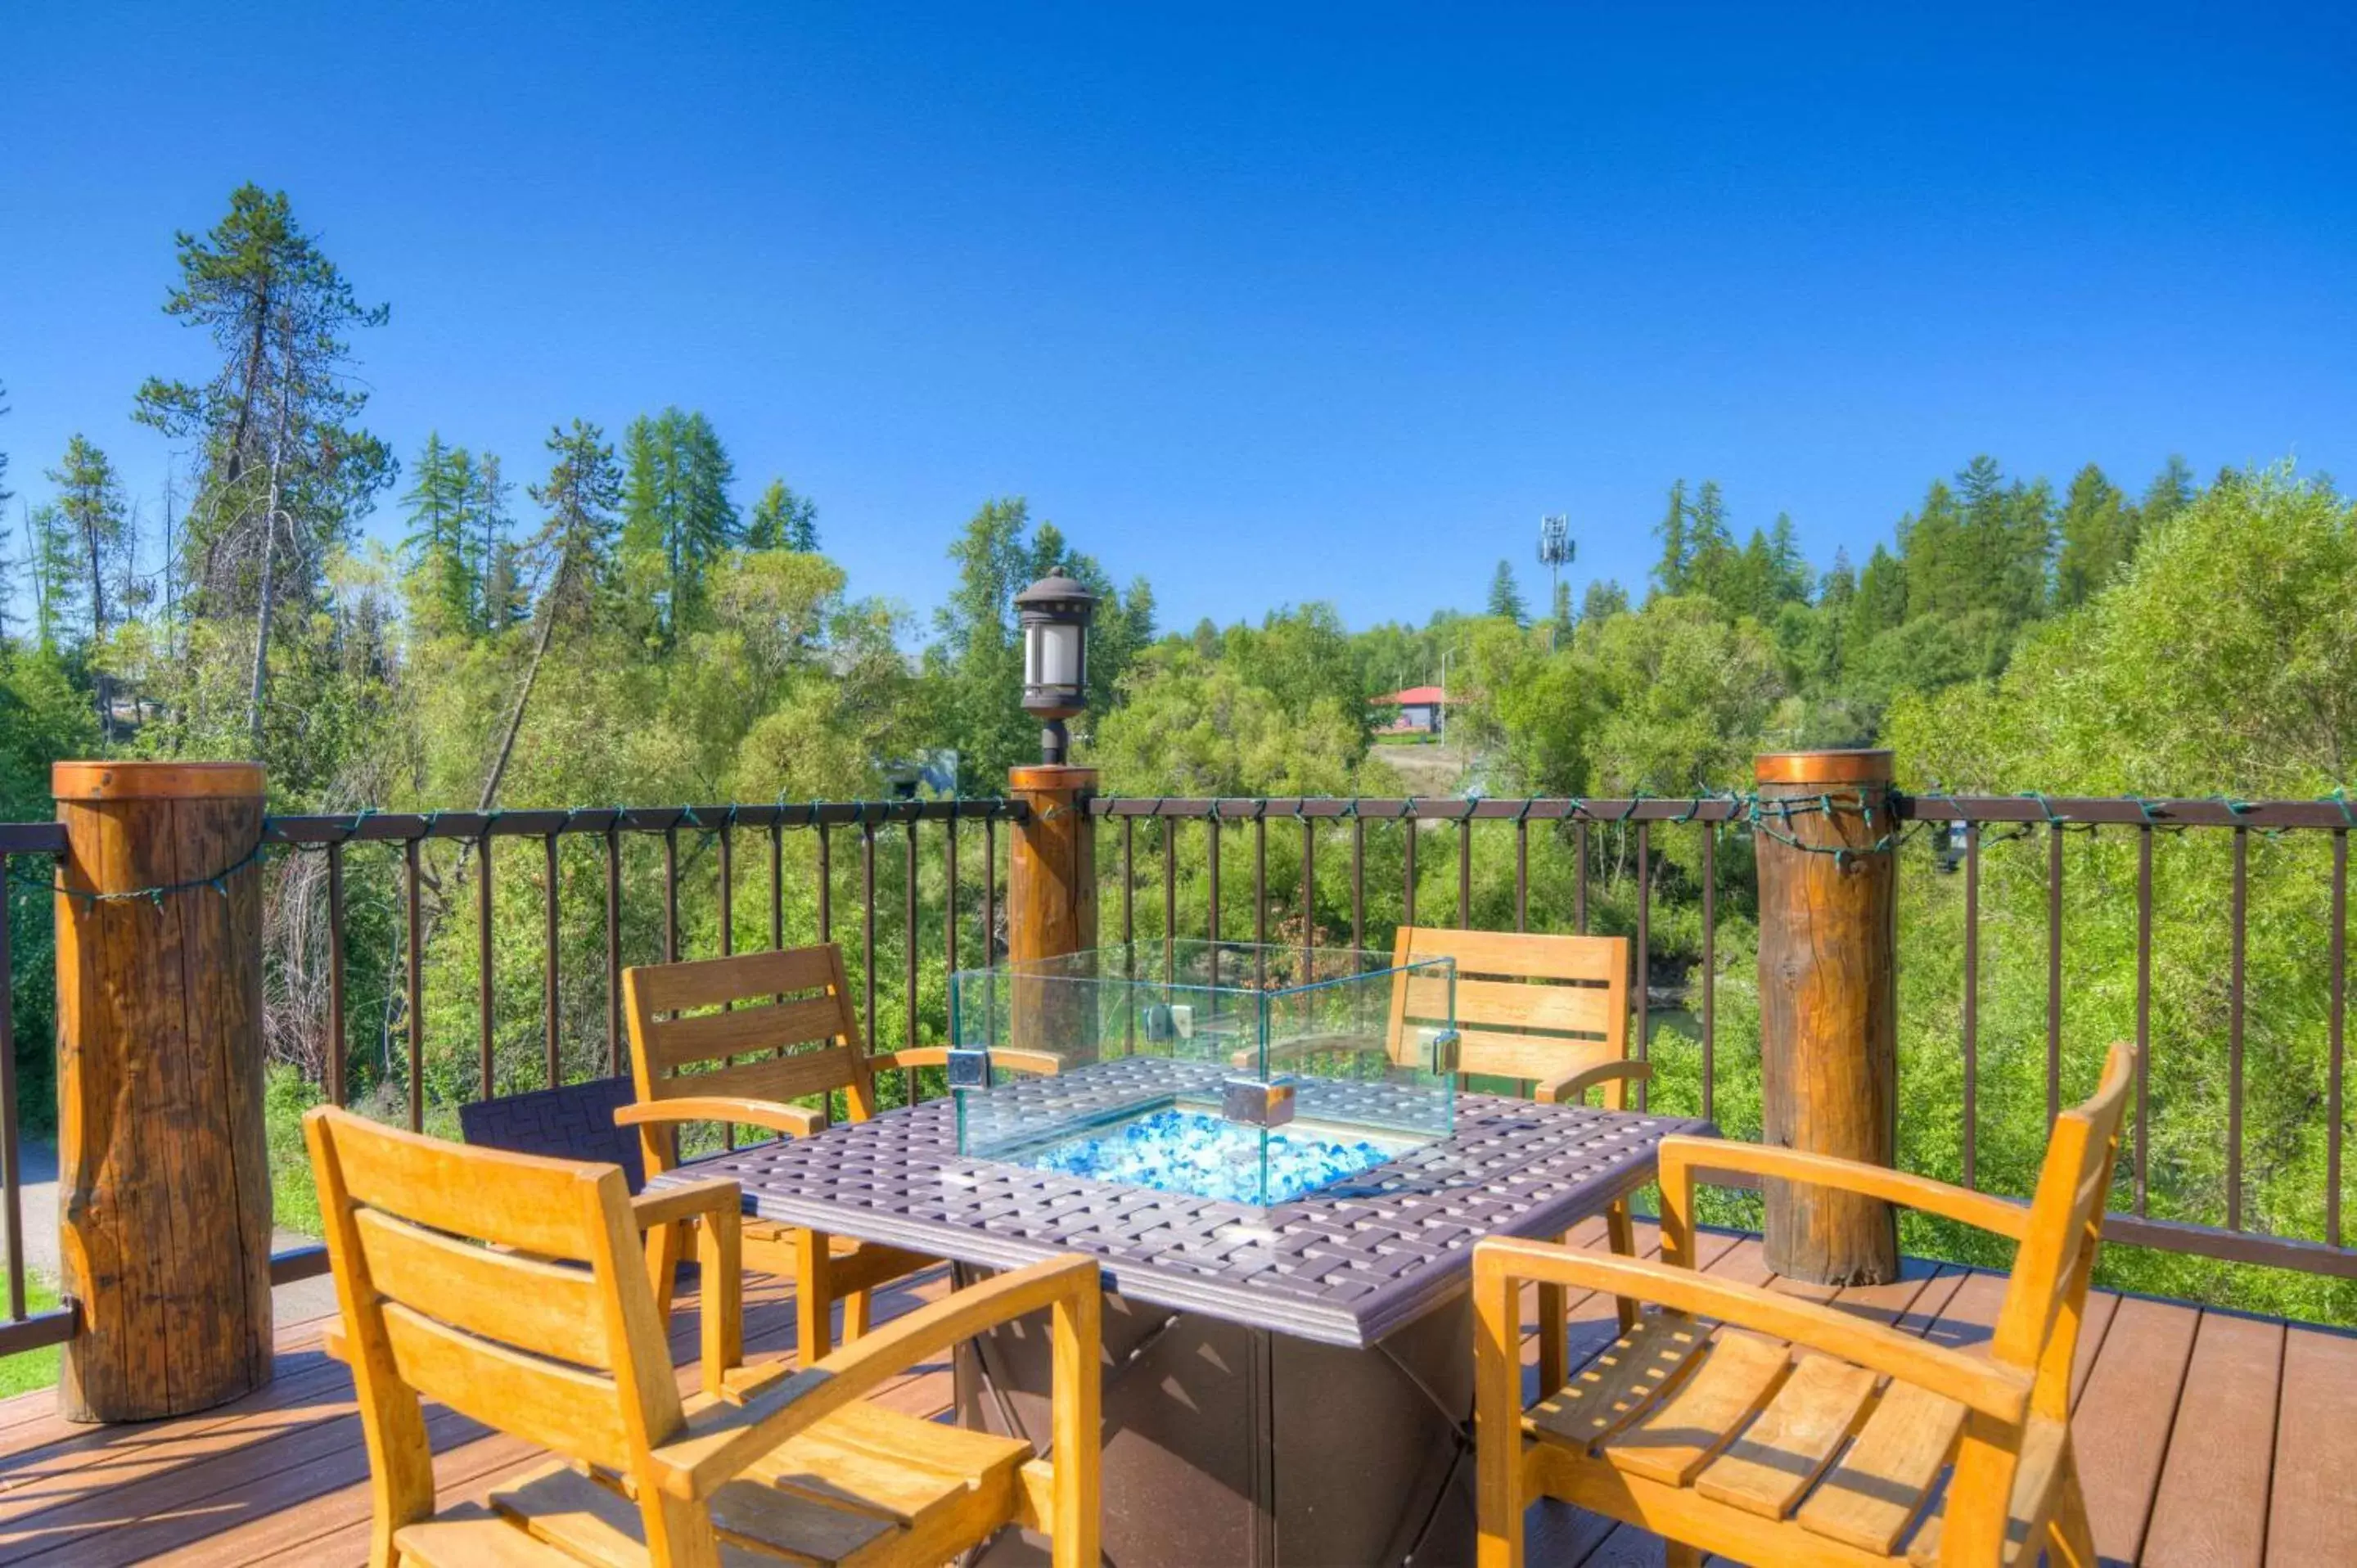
305,1107 -> 685,1511
1992,1037 -> 2135,1413
1388,926 -> 1632,1102
624,944 -> 879,1147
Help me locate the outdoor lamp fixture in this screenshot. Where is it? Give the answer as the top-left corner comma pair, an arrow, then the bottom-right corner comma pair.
1016,573 -> 1097,764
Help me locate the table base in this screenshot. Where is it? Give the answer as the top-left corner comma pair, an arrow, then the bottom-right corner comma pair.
953,1266 -> 1477,1568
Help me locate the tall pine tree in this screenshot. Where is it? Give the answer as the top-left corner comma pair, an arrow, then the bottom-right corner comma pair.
2054,463 -> 2136,608
621,408 -> 739,642
46,436 -> 132,738
1685,480 -> 1735,599
1485,560 -> 1528,624
399,433 -> 480,632
746,478 -> 819,552
1651,480 -> 1690,597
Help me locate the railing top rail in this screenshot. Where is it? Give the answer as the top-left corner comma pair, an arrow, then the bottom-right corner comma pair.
261,797 -> 1025,845
0,823 -> 68,856
1087,792 -> 2357,831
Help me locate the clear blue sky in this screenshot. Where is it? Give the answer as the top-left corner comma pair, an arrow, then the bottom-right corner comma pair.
3,3 -> 2352,638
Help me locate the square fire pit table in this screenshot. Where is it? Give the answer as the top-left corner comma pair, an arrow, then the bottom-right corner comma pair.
657,1060 -> 1705,1567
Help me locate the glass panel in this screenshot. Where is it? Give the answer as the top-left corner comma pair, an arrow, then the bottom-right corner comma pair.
1036,621 -> 1080,687
949,943 -> 1454,1206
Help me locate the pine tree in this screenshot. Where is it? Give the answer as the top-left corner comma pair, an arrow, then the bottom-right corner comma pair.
1651,480 -> 1690,597
399,433 -> 480,632
528,421 -> 623,625
1685,481 -> 1735,600
132,184 -> 394,741
1580,578 -> 1629,624
1898,480 -> 1966,620
621,408 -> 740,641
47,436 -> 131,740
1549,578 -> 1573,639
1485,560 -> 1528,624
1849,543 -> 1909,644
2139,454 -> 2197,534
473,453 -> 520,630
2053,464 -> 2134,608
746,478 -> 819,552
1768,512 -> 1811,604
2000,476 -> 2055,623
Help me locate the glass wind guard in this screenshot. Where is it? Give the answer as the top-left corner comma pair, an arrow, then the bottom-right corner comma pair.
948,943 -> 1455,1205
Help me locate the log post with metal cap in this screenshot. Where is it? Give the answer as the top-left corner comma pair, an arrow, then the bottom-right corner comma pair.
52,760 -> 274,1421
1754,747 -> 1900,1286
1004,574 -> 1102,1062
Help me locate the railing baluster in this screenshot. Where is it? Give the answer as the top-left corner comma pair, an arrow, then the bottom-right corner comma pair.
980,815 -> 993,964
1701,820 -> 1716,1124
1403,806 -> 1417,929
478,830 -> 495,1100
1634,821 -> 1651,1111
1575,818 -> 1589,934
818,820 -> 833,944
327,842 -> 347,1110
904,812 -> 919,1106
1514,816 -> 1529,934
1350,816 -> 1365,953
768,819 -> 784,953
0,861 -> 25,1320
1300,814 -> 1316,969
543,833 -> 560,1090
2229,825 -> 2247,1231
2046,820 -> 2063,1127
1253,808 -> 1268,952
2134,823 -> 2153,1215
1964,820 -> 1981,1192
1457,809 -> 1472,929
719,821 -> 735,957
1122,815 -> 1136,948
1208,810 -> 1222,948
862,818 -> 878,1054
946,813 -> 960,981
406,836 -> 425,1131
2330,829 -> 2346,1250
1161,818 -> 1177,979
663,824 -> 680,964
605,820 -> 623,1076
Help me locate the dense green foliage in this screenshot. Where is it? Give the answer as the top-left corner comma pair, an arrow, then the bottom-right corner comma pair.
2,185 -> 2350,1330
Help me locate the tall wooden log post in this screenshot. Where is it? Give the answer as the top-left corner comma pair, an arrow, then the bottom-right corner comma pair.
1755,749 -> 1900,1286
53,762 -> 274,1422
1006,765 -> 1098,1061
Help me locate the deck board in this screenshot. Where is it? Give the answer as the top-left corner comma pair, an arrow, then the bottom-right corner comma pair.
0,1237 -> 2345,1566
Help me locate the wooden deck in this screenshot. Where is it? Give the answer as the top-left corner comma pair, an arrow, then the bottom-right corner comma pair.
0,1223 -> 2349,1566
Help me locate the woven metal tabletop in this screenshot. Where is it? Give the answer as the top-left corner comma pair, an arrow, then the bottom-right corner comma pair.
656,1058 -> 1710,1347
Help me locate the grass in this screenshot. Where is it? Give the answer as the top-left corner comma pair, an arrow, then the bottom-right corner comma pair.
0,1273 -> 65,1399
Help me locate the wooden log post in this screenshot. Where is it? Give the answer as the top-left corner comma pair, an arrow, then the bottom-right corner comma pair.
1755,749 -> 1900,1286
53,761 -> 274,1422
1006,765 -> 1098,1061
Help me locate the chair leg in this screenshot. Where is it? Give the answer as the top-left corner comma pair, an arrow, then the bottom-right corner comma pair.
795,1227 -> 834,1363
1605,1198 -> 1638,1333
645,1219 -> 687,1328
2048,1449 -> 2099,1568
843,1286 -> 872,1343
1536,1277 -> 1567,1398
1663,1543 -> 1704,1568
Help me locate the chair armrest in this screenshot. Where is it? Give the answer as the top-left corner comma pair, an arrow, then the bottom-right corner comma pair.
872,1046 -> 1061,1079
630,1177 -> 742,1233
1472,1237 -> 2030,1424
615,1097 -> 827,1140
647,1252 -> 1101,1500
1657,1135 -> 2030,1245
1534,1060 -> 1652,1106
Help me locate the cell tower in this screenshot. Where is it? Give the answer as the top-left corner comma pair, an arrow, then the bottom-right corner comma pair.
1537,513 -> 1575,638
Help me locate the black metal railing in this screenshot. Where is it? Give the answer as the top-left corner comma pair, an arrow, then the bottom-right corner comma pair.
0,818 -> 73,1357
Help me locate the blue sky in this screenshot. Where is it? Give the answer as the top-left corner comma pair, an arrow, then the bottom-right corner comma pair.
3,3 -> 2352,638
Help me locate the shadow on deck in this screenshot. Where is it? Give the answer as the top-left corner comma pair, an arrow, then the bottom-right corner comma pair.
0,1226 -> 2349,1566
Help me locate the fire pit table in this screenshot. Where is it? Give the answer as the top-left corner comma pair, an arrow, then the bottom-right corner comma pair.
656,944 -> 1707,1567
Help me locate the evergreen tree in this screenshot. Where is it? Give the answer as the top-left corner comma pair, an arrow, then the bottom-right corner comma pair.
621,408 -> 740,641
1850,543 -> 1909,643
1818,547 -> 1857,615
24,503 -> 72,649
475,454 -> 522,630
1651,480 -> 1690,597
1549,578 -> 1573,640
2140,454 -> 2197,533
131,184 -> 394,742
527,421 -> 623,625
399,433 -> 480,632
1686,480 -> 1735,598
746,479 -> 820,552
1580,578 -> 1630,624
1898,480 -> 1967,620
2054,463 -> 2137,609
1485,560 -> 1527,624
47,436 -> 132,737
1768,512 -> 1811,604
1999,475 -> 2056,624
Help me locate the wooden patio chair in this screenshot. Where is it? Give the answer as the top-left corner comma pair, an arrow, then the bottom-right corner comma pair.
305,1105 -> 1102,1568
1390,926 -> 1645,1358
619,944 -> 1057,1360
1471,1039 -> 2137,1568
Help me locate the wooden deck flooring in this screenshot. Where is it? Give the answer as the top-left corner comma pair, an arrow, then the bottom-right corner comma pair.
0,1225 -> 2348,1566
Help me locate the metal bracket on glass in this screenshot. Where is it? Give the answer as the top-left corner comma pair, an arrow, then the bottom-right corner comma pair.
1221,1074 -> 1297,1129
945,1047 -> 994,1092
1413,1029 -> 1461,1076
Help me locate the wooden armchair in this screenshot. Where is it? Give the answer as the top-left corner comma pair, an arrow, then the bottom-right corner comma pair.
1391,926 -> 1646,1356
620,944 -> 1054,1360
305,1106 -> 1102,1568
1472,1039 -> 2136,1568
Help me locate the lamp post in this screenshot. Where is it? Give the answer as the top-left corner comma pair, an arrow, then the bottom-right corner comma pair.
1015,574 -> 1097,765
